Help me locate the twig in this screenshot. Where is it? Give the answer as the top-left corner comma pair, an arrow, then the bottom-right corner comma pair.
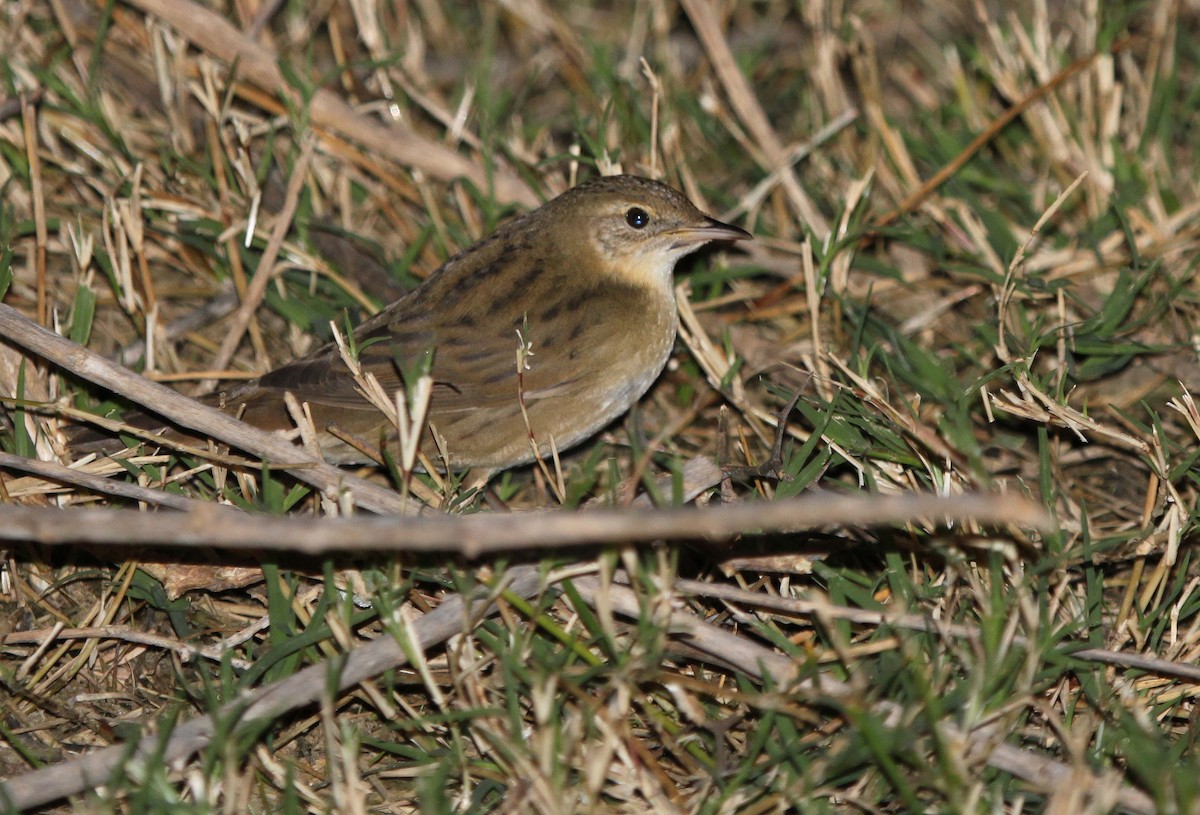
0,491 -> 1050,557
0,450 -> 218,512
1,625 -> 253,670
1069,647 -> 1200,684
720,108 -> 859,223
0,89 -> 43,122
113,285 -> 239,366
0,303 -> 410,515
21,93 -> 48,327
672,577 -> 1200,683
753,37 -> 1142,311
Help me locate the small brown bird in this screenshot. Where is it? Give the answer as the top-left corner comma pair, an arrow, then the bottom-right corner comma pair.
83,175 -> 750,471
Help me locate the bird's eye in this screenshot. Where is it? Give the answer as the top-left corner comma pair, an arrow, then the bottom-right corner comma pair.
625,207 -> 650,229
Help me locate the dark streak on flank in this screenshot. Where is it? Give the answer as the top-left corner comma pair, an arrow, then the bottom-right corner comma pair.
438,331 -> 475,347
566,320 -> 587,344
516,261 -> 546,292
451,310 -> 478,329
491,285 -> 522,313
492,261 -> 544,313
562,290 -> 589,315
538,302 -> 562,323
429,280 -> 465,312
473,260 -> 502,281
380,328 -> 434,347
480,368 -> 514,386
455,346 -> 499,364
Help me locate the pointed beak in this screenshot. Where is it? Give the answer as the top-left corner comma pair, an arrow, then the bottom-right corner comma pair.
668,216 -> 753,247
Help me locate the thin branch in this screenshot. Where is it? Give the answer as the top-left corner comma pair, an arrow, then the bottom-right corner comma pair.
721,387 -> 804,482
0,450 -> 214,512
0,491 -> 1049,557
204,137 -> 313,389
1070,647 -> 1200,683
113,283 -> 238,366
672,577 -> 1200,683
0,89 -> 44,122
1,625 -> 253,670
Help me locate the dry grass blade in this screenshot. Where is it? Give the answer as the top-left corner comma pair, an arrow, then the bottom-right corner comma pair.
201,137 -> 315,389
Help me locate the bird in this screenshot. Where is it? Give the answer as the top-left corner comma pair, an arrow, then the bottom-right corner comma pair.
75,174 -> 751,472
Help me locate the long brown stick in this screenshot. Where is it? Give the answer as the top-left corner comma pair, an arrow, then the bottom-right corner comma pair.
0,450 -> 210,511
0,491 -> 1048,557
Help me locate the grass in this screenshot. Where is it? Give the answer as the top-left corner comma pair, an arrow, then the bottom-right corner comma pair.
2,0 -> 1200,812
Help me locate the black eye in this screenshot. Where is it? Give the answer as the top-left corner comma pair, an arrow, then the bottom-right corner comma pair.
625,207 -> 650,229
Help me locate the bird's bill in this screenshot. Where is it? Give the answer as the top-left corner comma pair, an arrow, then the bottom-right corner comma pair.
669,217 -> 753,245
